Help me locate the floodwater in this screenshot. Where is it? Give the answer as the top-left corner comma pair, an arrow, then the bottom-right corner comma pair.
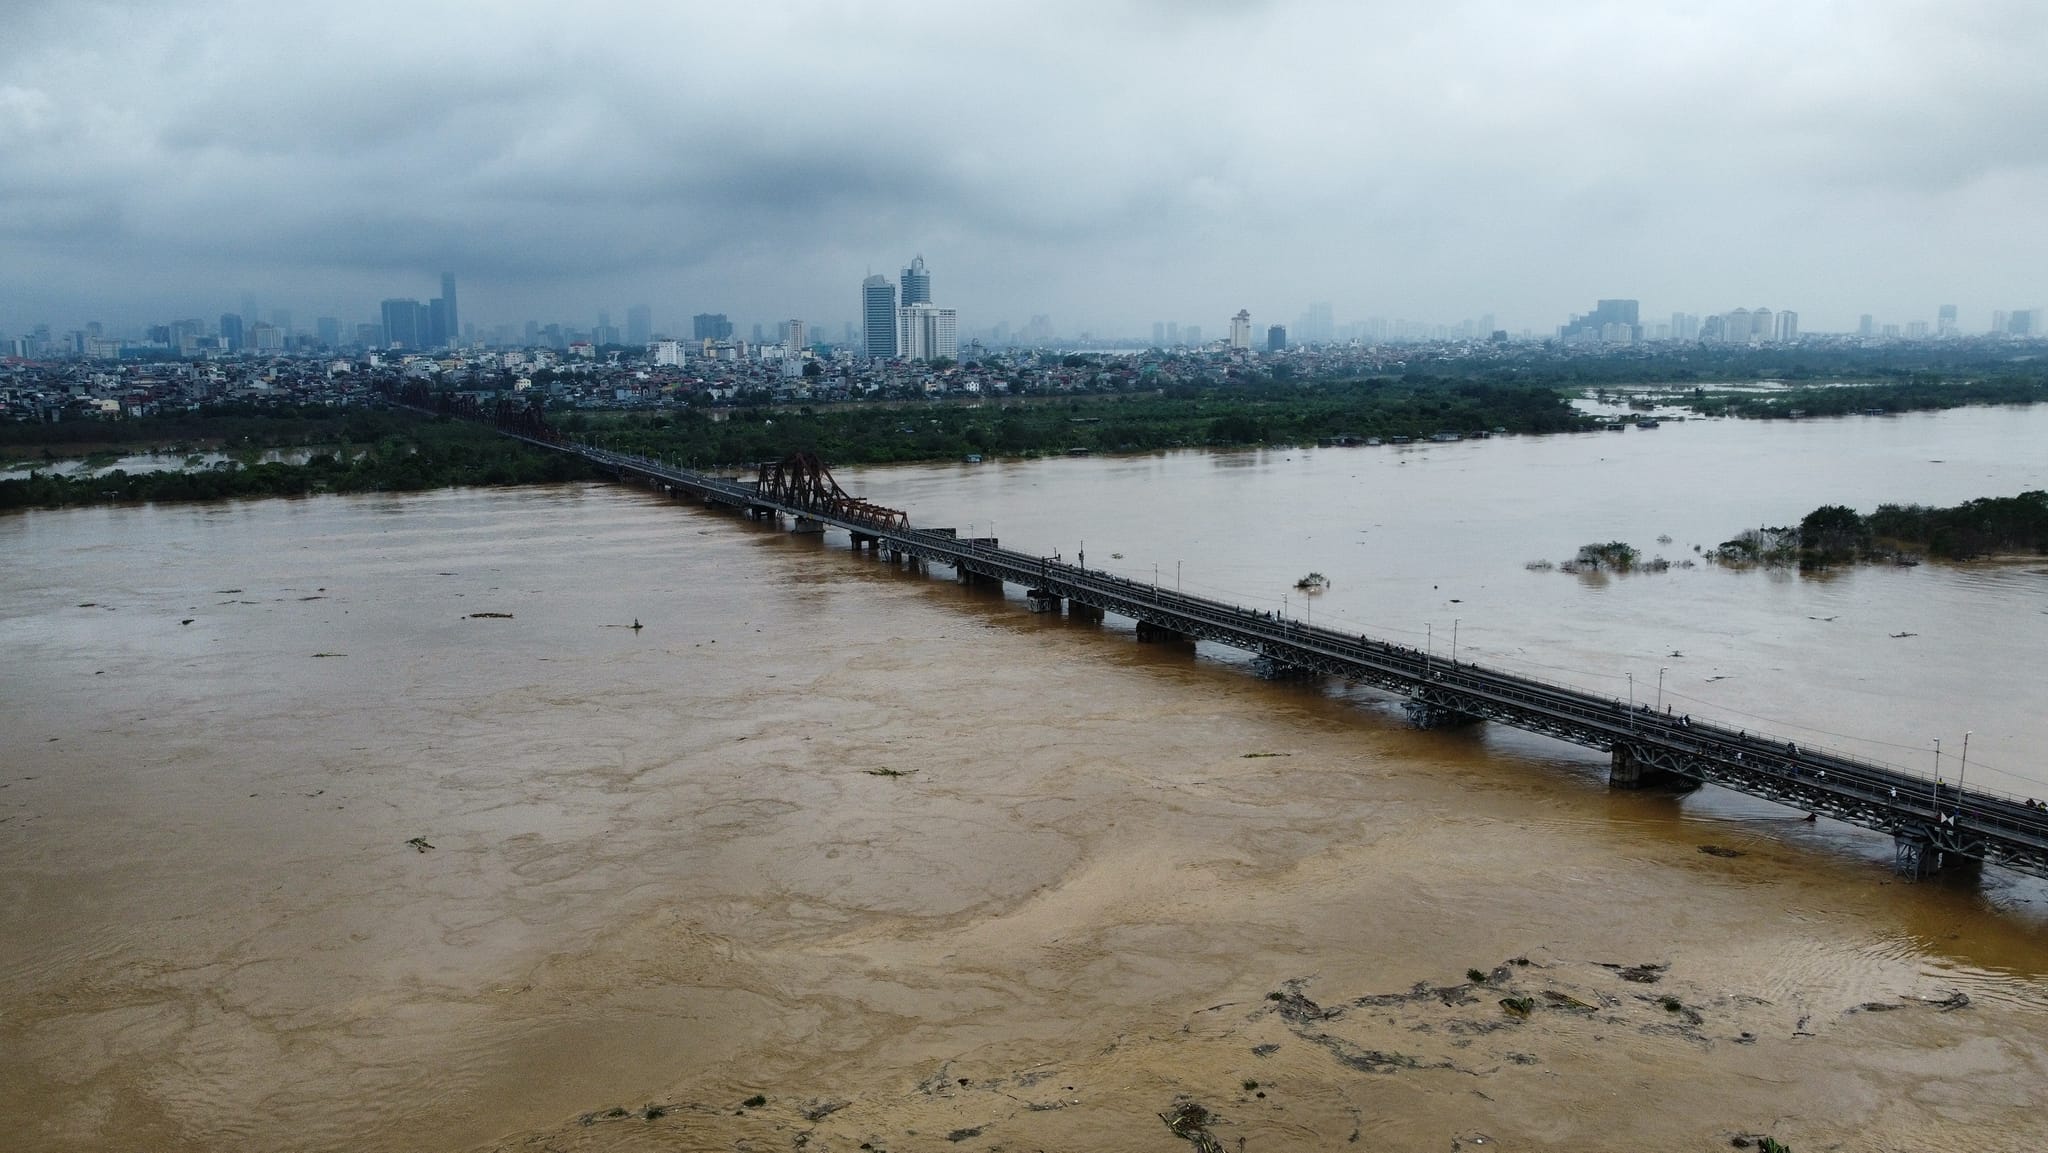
2,405 -> 2046,1153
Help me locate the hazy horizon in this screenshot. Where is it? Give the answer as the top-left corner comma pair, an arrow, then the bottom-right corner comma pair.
4,1 -> 2044,337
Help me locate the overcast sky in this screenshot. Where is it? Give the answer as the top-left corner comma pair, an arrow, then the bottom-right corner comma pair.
3,0 -> 2044,338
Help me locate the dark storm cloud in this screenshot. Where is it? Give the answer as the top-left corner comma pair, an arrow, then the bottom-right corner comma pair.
2,0 -> 2044,335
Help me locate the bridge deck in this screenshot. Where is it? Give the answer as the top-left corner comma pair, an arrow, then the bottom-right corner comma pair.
532,435 -> 2048,882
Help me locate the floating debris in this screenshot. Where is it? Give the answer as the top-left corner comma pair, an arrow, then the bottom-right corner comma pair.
405,837 -> 435,852
864,767 -> 918,777
1159,1101 -> 1223,1153
1698,844 -> 1746,859
468,612 -> 514,619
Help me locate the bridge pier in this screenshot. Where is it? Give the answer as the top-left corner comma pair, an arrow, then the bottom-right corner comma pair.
1607,743 -> 1680,789
956,566 -> 1003,589
1025,589 -> 1062,613
1403,698 -> 1480,730
791,515 -> 825,535
1135,621 -> 1193,644
1067,601 -> 1104,622
1891,831 -> 1984,882
850,531 -> 877,552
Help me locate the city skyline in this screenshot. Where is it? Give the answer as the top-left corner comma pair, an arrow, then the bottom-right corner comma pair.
2,2 -> 2044,337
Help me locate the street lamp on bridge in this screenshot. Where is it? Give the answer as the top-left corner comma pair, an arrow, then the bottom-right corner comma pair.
1658,665 -> 1669,712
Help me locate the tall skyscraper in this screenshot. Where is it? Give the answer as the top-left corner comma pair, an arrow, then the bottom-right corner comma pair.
626,304 -> 652,346
1267,325 -> 1287,352
1858,314 -> 1876,337
1774,310 -> 1799,342
900,255 -> 931,307
781,319 -> 806,354
439,274 -> 458,347
1937,304 -> 1959,338
219,313 -> 244,352
1229,310 -> 1251,350
316,317 -> 340,348
863,276 -> 898,358
380,299 -> 424,349
692,313 -> 733,341
427,298 -> 449,349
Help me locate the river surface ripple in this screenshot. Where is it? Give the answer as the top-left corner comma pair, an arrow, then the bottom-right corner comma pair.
2,405 -> 2045,1152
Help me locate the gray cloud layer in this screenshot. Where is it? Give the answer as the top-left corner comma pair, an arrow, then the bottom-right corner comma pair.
4,0 -> 2044,335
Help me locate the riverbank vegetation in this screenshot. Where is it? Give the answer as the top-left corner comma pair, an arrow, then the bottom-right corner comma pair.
1684,376 -> 2048,420
0,415 -> 593,511
1536,492 -> 2048,575
577,378 -> 1593,467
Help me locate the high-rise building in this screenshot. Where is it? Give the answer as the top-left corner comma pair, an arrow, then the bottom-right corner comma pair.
316,317 -> 341,348
427,298 -> 450,348
439,274 -> 458,347
219,313 -> 244,352
269,309 -> 292,336
900,255 -> 931,307
1775,311 -> 1799,342
1297,302 -> 1334,345
1560,299 -> 1639,342
1152,322 -> 1166,347
897,303 -> 957,361
692,313 -> 733,341
863,276 -> 898,358
1858,314 -> 1875,337
1229,310 -> 1251,350
626,304 -> 652,346
781,319 -> 806,354
1937,304 -> 1959,338
1267,325 -> 1287,352
1183,324 -> 1202,346
380,299 -> 425,349
2010,309 -> 2041,337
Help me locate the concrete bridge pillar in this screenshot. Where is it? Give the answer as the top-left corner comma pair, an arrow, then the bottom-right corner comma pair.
1892,831 -> 1983,882
1135,621 -> 1192,644
1026,589 -> 1062,613
1608,744 -> 1679,788
850,532 -> 877,552
1403,698 -> 1480,730
1067,601 -> 1105,622
791,516 -> 825,535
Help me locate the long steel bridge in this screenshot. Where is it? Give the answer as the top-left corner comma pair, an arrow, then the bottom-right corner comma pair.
402,389 -> 2048,883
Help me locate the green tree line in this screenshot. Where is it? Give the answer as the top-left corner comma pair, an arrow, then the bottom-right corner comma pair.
582,379 -> 1593,468
1,418 -> 595,511
1795,491 -> 2048,563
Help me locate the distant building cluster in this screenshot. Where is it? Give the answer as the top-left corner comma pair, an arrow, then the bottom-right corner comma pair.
377,274 -> 461,352
860,255 -> 959,362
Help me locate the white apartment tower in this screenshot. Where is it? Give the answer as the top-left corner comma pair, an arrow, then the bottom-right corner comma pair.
897,302 -> 958,361
1229,309 -> 1252,350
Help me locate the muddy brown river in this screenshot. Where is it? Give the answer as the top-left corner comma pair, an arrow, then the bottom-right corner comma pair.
3,406 -> 2046,1151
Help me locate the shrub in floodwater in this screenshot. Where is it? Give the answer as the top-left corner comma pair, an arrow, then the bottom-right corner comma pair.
1467,968 -> 1488,983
